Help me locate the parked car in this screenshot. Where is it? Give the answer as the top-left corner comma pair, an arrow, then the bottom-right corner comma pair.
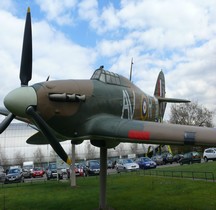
22,168 -> 32,178
9,165 -> 22,170
203,148 -> 216,162
4,168 -> 24,184
173,154 -> 184,163
83,160 -> 100,176
46,163 -> 63,180
136,157 -> 157,169
75,163 -> 84,176
161,152 -> 173,164
67,163 -> 84,178
107,160 -> 113,169
151,155 -> 164,165
116,159 -> 139,173
179,151 -> 201,165
32,167 -> 45,178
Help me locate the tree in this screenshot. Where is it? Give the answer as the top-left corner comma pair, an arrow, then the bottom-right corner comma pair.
116,143 -> 125,158
84,141 -> 96,159
130,143 -> 138,154
0,144 -> 8,166
33,147 -> 44,165
169,101 -> 214,127
13,151 -> 25,165
107,148 -> 115,158
49,148 -> 57,162
68,144 -> 81,161
169,101 -> 215,153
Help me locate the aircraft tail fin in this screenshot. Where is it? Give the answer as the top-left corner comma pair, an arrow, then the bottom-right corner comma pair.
154,71 -> 166,120
154,71 -> 166,99
154,71 -> 190,120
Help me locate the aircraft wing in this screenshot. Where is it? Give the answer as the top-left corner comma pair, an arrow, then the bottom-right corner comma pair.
26,130 -> 69,145
87,115 -> 216,146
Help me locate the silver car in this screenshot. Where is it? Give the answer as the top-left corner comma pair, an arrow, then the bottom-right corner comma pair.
116,159 -> 139,173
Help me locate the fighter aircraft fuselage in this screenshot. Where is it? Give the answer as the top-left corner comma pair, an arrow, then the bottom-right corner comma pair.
30,69 -> 159,140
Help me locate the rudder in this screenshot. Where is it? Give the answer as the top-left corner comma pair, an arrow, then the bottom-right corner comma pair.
154,71 -> 166,120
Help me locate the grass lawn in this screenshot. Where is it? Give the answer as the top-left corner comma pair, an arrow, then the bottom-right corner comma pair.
0,162 -> 216,210
143,161 -> 216,180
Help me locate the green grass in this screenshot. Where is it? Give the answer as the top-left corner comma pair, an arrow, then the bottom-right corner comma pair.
1,162 -> 216,210
142,161 -> 216,180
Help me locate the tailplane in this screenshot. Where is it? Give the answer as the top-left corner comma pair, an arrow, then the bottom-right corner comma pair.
154,71 -> 190,120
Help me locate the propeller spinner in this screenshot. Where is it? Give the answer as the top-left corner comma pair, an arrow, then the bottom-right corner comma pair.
0,7 -> 71,165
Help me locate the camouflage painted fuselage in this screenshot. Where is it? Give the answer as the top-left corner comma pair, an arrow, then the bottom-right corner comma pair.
33,70 -> 159,140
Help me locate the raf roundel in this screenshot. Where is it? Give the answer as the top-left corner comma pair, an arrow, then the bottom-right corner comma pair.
142,98 -> 147,116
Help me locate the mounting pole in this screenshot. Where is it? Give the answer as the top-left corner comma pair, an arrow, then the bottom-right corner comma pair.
129,57 -> 133,81
99,147 -> 107,209
70,143 -> 76,187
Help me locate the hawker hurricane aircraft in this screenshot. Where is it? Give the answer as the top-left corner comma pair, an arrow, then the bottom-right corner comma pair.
0,8 -> 216,166
1,7 -> 216,209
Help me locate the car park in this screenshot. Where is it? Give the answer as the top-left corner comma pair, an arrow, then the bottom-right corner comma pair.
4,168 -> 24,184
32,167 -> 45,178
179,151 -> 201,165
116,159 -> 139,173
83,160 -> 100,176
203,148 -> 216,162
136,157 -> 157,169
151,155 -> 164,165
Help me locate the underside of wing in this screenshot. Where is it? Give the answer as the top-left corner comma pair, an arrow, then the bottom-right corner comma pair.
27,131 -> 49,144
27,131 -> 68,145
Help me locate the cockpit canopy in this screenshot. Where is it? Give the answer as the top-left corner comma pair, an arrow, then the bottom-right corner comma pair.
91,67 -> 121,85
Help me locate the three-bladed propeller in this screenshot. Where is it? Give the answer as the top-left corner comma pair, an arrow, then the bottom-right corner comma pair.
0,8 -> 71,165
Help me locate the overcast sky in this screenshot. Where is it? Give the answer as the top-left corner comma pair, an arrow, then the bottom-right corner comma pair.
0,0 -> 215,124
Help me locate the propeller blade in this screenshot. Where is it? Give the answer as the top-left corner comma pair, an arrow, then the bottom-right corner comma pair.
20,7 -> 32,86
0,113 -> 15,134
26,106 -> 71,165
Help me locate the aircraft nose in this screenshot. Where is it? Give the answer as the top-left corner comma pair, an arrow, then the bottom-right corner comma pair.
4,87 -> 37,117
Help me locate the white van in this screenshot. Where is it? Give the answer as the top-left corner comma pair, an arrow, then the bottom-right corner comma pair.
23,161 -> 34,170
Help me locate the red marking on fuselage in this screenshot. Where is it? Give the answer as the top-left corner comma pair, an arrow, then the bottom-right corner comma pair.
128,130 -> 150,140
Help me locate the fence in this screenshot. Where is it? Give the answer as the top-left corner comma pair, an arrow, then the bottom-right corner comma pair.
135,169 -> 215,182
